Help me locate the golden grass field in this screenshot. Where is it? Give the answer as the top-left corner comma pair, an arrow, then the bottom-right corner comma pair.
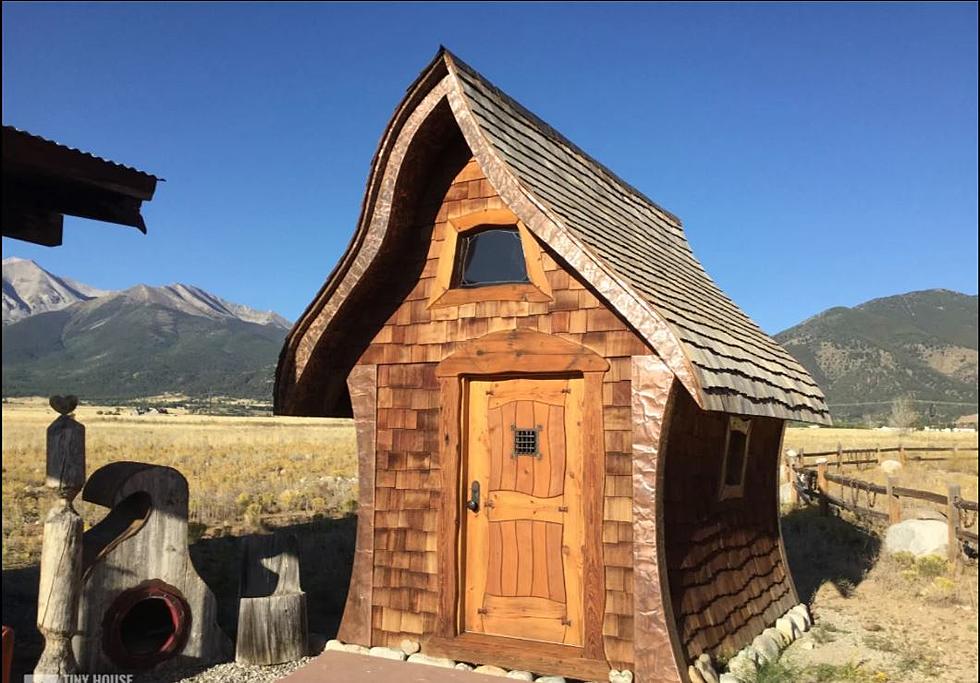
3,398 -> 976,569
2,398 -> 357,568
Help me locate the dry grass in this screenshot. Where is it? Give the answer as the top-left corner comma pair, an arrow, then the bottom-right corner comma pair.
786,427 -> 979,501
785,426 -> 978,454
2,399 -> 357,569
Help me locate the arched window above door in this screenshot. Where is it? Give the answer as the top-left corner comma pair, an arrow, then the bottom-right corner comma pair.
428,207 -> 553,308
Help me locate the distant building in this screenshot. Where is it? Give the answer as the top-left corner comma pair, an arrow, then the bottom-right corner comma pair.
955,413 -> 978,432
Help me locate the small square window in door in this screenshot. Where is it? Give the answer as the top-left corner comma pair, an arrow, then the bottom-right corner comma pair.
512,426 -> 542,458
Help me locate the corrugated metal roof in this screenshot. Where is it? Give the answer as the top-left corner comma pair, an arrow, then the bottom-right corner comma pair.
3,125 -> 162,181
445,52 -> 830,424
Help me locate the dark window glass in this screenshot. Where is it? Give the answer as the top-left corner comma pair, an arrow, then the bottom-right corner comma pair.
724,429 -> 748,487
454,227 -> 529,287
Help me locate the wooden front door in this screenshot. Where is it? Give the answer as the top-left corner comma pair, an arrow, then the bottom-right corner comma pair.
462,377 -> 584,647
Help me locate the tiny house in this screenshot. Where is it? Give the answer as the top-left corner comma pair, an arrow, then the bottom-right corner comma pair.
275,50 -> 830,683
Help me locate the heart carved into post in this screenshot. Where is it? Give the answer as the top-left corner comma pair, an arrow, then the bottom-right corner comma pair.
49,395 -> 79,415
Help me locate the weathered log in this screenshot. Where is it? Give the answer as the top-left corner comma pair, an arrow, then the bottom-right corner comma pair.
236,532 -> 308,664
236,593 -> 309,665
35,403 -> 86,677
36,500 -> 84,675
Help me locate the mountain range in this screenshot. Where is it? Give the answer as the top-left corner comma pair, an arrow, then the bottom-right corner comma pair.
776,289 -> 977,424
2,258 -> 977,422
2,258 -> 291,402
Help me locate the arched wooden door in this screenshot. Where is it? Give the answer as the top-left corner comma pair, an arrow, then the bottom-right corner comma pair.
462,376 -> 585,645
433,329 -> 609,675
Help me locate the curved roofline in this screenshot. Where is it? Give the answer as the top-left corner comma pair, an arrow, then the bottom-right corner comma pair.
276,49 -> 831,424
276,51 -> 703,414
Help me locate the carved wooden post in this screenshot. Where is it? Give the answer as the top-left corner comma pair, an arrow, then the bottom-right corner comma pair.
816,459 -> 828,516
947,484 -> 961,565
35,396 -> 85,676
886,476 -> 901,524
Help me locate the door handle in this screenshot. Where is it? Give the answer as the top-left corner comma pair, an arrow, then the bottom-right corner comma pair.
466,480 -> 480,513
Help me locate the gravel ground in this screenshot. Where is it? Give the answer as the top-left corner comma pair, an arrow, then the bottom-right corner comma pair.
139,657 -> 317,683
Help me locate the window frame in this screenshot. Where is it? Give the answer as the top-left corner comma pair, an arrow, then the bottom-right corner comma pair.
427,207 -> 553,308
718,416 -> 752,501
452,226 -> 531,289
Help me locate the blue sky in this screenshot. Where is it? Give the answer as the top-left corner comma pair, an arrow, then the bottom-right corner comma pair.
2,2 -> 977,333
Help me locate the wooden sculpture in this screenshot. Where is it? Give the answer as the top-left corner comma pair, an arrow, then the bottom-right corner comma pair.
35,396 -> 84,676
73,462 -> 231,673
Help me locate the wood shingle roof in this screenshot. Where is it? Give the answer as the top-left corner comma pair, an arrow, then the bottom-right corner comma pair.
446,52 -> 830,424
276,49 -> 831,425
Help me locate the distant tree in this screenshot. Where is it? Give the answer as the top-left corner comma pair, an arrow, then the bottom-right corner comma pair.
889,396 -> 919,434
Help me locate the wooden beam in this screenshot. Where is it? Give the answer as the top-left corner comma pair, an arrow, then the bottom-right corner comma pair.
1,202 -> 63,246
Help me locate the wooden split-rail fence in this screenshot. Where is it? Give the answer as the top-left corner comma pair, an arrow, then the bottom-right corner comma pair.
783,444 -> 979,564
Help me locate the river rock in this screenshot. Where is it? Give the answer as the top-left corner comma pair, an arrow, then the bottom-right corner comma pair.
455,663 -> 475,671
400,638 -> 421,655
534,677 -> 566,683
787,611 -> 808,634
790,604 -> 812,629
407,653 -> 455,668
727,652 -> 758,682
765,626 -> 790,647
369,646 -> 406,661
608,670 -> 633,683
883,519 -> 948,558
506,671 -> 534,680
752,633 -> 781,663
694,654 -> 719,683
880,459 -> 902,474
343,643 -> 370,655
776,616 -> 800,642
475,665 -> 510,677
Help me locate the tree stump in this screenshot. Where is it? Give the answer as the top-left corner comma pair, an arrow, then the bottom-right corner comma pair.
235,533 -> 308,664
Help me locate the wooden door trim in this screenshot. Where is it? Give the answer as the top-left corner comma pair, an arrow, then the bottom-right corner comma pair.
434,330 -> 607,671
435,328 -> 609,378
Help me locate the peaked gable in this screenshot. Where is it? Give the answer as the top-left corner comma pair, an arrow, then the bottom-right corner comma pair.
276,49 -> 831,425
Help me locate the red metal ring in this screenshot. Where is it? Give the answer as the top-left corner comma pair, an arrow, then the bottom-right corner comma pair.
102,579 -> 191,670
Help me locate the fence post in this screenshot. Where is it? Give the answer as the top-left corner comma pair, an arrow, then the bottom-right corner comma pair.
784,450 -> 799,506
816,459 -> 828,516
899,442 -> 907,465
875,443 -> 881,465
836,442 -> 843,469
886,476 -> 901,524
947,483 -> 961,565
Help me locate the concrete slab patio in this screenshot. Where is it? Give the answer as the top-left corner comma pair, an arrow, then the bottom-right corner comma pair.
278,650 -> 509,683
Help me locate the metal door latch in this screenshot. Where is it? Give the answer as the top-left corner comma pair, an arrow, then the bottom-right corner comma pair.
466,480 -> 480,512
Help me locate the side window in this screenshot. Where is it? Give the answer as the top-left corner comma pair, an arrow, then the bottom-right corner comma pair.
453,226 -> 529,287
719,417 -> 751,500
